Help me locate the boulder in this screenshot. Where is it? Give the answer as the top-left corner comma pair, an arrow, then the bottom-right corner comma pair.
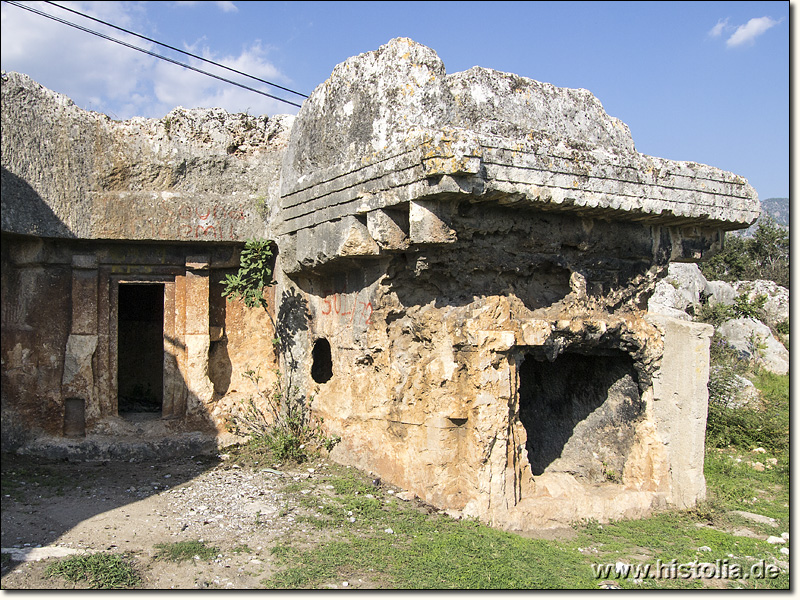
705,280 -> 737,307
648,280 -> 691,319
665,263 -> 709,306
734,280 -> 789,328
716,318 -> 789,375
648,263 -> 709,318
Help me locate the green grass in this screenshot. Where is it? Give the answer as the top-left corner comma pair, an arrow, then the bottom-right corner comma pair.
267,516 -> 593,589
44,553 -> 141,589
153,540 -> 220,562
262,373 -> 789,590
706,370 -> 789,455
265,464 -> 595,589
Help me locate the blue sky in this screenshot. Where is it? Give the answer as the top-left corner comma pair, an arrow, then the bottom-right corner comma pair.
1,1 -> 789,200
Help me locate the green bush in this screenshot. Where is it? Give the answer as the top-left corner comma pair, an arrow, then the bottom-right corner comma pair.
697,294 -> 767,328
696,303 -> 735,328
732,293 -> 767,320
701,216 -> 788,288
220,239 -> 276,310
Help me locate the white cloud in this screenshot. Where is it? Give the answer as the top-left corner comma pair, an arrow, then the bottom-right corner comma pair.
152,41 -> 296,117
0,1 -> 295,119
1,1 -> 157,117
708,18 -> 729,38
726,16 -> 780,47
174,1 -> 238,12
215,2 -> 238,13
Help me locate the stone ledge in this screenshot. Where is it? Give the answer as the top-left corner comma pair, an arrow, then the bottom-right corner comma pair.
277,128 -> 759,237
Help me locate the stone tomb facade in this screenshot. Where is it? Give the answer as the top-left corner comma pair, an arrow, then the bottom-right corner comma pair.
1,69 -> 288,449
1,39 -> 759,530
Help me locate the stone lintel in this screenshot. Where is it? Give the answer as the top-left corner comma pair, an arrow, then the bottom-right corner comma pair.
185,256 -> 210,270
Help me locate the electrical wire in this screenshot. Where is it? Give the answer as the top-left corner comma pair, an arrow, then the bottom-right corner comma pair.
41,0 -> 307,100
1,0 -> 305,109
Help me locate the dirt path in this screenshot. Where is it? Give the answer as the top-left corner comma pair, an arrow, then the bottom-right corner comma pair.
1,453 -> 384,589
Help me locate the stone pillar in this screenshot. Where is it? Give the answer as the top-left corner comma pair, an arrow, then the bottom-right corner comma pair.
61,254 -> 99,435
648,315 -> 714,508
184,256 -> 214,412
162,280 -> 188,419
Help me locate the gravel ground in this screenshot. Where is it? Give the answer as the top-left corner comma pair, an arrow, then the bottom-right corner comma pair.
1,453 -> 387,589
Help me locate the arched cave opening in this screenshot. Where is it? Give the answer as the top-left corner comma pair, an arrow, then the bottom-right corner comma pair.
311,338 -> 333,384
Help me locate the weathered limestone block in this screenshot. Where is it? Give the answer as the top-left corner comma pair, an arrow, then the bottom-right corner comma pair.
705,279 -> 737,306
648,262 -> 709,318
647,316 -> 713,508
366,208 -> 409,250
277,38 -> 759,272
1,70 -> 291,241
408,200 -> 456,244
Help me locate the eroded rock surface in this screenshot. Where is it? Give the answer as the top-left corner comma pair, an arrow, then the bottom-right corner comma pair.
1,71 -> 292,241
274,38 -> 757,530
1,38 -> 762,531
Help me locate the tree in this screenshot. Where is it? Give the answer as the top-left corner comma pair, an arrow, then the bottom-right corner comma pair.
701,215 -> 789,288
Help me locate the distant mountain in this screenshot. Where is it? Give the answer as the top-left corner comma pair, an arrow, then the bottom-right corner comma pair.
737,197 -> 789,237
759,197 -> 789,227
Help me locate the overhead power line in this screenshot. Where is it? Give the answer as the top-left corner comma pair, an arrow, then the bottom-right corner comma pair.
41,0 -> 307,100
2,0 -> 306,109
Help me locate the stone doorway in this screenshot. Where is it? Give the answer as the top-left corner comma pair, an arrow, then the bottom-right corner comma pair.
117,283 -> 165,418
518,349 -> 644,482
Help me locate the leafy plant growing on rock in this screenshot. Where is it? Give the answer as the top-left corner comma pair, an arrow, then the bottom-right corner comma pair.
221,239 -> 338,462
696,293 -> 767,328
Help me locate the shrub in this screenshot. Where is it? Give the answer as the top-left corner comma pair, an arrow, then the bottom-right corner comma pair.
696,303 -> 735,328
701,215 -> 788,288
221,240 -> 340,463
774,319 -> 789,335
731,293 -> 767,321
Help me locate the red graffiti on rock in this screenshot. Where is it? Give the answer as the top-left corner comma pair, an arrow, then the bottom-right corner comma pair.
321,289 -> 373,327
159,198 -> 246,240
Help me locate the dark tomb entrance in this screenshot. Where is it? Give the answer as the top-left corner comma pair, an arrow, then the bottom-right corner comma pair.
118,283 -> 165,417
311,338 -> 333,384
518,349 -> 644,482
